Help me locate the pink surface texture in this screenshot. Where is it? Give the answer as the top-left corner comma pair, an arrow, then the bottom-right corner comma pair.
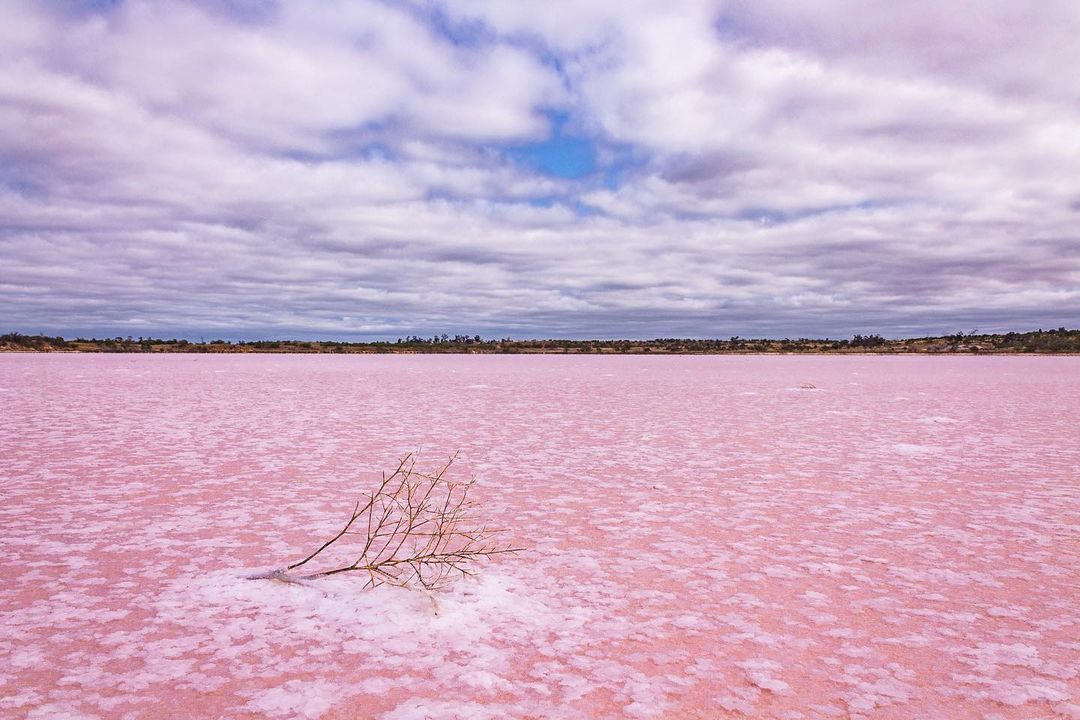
2,354 -> 1079,719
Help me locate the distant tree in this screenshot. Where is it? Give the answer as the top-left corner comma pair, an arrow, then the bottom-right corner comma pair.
850,334 -> 886,348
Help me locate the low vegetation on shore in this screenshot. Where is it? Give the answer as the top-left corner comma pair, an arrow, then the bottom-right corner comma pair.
3,328 -> 1079,354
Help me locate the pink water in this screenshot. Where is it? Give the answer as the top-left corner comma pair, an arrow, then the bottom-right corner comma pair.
2,355 -> 1078,720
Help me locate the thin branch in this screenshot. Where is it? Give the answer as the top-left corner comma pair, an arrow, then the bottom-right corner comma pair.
263,452 -> 522,590
286,454 -> 412,572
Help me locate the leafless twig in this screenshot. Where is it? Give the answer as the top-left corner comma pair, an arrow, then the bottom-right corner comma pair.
259,453 -> 522,590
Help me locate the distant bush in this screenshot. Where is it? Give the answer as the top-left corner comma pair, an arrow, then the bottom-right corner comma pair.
850,334 -> 887,348
1,333 -> 69,350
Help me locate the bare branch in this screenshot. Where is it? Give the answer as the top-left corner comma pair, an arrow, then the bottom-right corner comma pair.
260,453 -> 522,590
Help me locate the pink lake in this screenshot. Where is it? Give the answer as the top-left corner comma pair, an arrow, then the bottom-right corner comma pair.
1,354 -> 1079,720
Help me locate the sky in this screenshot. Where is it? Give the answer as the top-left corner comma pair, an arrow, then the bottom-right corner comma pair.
2,0 -> 1079,340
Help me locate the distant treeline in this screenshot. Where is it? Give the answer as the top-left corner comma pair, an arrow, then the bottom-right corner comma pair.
3,328 -> 1079,354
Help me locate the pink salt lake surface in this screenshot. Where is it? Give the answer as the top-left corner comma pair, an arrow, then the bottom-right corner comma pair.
2,354 -> 1079,720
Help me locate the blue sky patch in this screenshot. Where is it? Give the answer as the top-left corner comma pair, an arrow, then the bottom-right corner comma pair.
503,111 -> 598,179
507,134 -> 597,179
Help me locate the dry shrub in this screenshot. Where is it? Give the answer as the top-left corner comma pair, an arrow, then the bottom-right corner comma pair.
256,453 -> 520,590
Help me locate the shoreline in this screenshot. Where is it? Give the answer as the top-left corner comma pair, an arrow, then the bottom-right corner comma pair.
4,349 -> 1079,357
4,329 -> 1079,355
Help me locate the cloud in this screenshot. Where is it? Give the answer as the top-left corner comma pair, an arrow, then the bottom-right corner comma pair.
0,0 -> 1078,338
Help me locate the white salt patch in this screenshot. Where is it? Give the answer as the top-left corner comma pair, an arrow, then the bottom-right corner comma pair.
891,443 -> 937,456
737,659 -> 790,694
763,564 -> 800,579
246,680 -> 339,719
717,684 -> 760,714
357,676 -> 411,694
9,646 -> 46,669
0,689 -> 42,709
26,704 -> 101,720
458,670 -> 510,691
624,700 -> 662,718
672,614 -> 704,629
989,680 -> 1068,705
966,643 -> 1041,672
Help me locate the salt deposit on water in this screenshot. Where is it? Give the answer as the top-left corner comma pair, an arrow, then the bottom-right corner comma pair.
1,354 -> 1078,719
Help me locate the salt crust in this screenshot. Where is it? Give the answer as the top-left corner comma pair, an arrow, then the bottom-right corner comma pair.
1,354 -> 1078,719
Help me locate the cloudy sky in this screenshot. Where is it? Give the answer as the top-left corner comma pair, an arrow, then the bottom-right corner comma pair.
3,0 -> 1079,340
